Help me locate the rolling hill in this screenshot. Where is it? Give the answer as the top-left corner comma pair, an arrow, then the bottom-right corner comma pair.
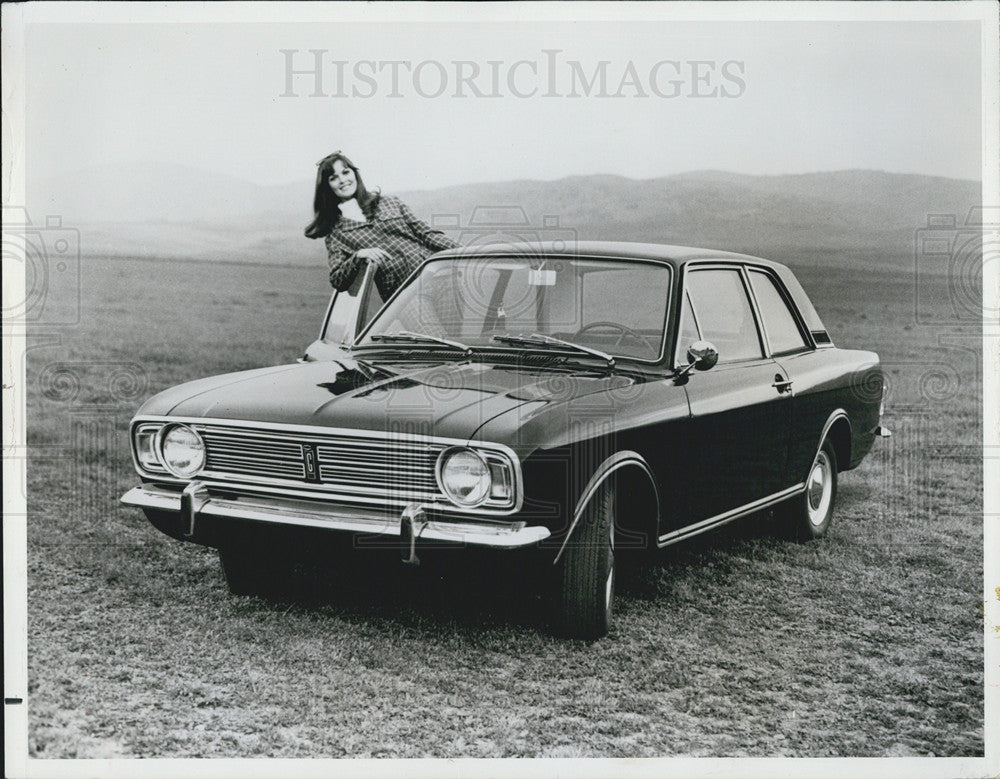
27,165 -> 980,270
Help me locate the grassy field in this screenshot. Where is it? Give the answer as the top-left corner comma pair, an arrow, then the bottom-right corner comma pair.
24,252 -> 984,758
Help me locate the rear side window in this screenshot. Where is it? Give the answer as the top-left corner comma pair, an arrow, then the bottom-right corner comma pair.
748,271 -> 810,355
684,269 -> 763,363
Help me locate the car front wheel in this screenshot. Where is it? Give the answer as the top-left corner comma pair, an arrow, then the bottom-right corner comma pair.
779,440 -> 838,541
552,482 -> 615,639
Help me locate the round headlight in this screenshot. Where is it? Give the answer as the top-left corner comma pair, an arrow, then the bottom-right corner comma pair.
160,424 -> 205,478
438,448 -> 491,506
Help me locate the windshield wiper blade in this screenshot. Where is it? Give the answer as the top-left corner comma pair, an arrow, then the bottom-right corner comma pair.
491,333 -> 615,368
368,331 -> 473,356
352,357 -> 395,379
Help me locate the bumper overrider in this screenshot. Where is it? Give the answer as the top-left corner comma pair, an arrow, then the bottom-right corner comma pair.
121,482 -> 549,560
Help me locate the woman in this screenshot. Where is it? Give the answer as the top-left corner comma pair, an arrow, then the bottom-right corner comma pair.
305,151 -> 459,300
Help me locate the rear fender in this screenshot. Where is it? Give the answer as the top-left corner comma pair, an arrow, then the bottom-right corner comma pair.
817,409 -> 852,474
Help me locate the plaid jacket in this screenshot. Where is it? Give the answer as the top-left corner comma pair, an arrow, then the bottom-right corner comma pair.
324,195 -> 459,299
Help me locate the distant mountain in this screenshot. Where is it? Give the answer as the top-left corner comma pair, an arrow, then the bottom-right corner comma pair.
28,162 -> 307,226
27,165 -> 980,269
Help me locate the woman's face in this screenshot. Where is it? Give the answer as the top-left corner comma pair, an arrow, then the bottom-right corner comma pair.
328,159 -> 358,200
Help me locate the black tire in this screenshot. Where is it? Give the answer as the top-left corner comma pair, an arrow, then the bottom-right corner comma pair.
218,548 -> 279,597
552,482 -> 615,639
778,440 -> 838,541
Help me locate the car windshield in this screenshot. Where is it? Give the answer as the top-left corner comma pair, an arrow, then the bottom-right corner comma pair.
357,255 -> 672,361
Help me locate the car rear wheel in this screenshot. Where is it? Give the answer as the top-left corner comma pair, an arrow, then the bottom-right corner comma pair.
552,482 -> 615,639
779,440 -> 838,541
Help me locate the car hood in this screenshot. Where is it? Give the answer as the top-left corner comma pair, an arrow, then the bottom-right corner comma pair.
137,358 -> 643,443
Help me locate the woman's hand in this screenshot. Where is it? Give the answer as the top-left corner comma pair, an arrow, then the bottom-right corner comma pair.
355,247 -> 391,267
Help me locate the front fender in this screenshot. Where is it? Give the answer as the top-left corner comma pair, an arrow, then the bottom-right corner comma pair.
514,443 -> 661,560
551,451 -> 660,564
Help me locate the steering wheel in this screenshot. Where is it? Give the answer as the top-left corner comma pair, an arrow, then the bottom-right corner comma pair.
574,321 -> 657,352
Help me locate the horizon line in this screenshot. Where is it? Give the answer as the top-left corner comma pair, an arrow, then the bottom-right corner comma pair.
32,164 -> 983,192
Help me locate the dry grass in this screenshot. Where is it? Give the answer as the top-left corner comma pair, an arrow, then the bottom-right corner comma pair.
25,254 -> 983,757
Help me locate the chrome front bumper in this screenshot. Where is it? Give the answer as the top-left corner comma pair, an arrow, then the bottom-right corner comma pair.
121,482 -> 550,550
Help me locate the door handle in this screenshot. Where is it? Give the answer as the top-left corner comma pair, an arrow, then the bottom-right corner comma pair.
772,374 -> 793,394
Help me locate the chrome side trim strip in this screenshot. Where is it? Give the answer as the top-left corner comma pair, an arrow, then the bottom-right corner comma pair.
656,483 -> 805,547
552,451 -> 659,565
121,485 -> 549,549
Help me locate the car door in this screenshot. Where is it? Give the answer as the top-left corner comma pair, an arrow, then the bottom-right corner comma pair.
301,261 -> 384,362
744,267 -> 830,482
673,265 -> 793,528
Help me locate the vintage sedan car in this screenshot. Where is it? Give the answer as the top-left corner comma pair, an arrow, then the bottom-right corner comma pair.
122,241 -> 889,638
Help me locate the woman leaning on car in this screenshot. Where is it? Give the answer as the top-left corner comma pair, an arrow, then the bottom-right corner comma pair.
305,151 -> 459,300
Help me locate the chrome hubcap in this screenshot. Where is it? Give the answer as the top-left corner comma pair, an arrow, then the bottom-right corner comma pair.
806,451 -> 832,527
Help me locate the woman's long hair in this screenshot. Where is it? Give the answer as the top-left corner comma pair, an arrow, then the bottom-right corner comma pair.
305,152 -> 379,239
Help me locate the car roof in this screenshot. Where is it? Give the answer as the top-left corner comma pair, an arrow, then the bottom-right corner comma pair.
429,240 -> 828,337
431,240 -> 786,270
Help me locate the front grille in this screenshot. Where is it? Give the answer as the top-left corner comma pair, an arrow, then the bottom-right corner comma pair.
202,431 -> 306,479
197,425 -> 448,500
316,439 -> 440,492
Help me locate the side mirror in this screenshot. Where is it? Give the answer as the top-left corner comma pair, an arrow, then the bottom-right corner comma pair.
675,340 -> 719,381
686,340 -> 719,371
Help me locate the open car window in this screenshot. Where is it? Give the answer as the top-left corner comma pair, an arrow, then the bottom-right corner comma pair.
322,263 -> 379,345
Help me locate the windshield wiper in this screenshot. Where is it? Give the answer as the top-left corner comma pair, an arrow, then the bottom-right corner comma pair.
352,357 -> 394,379
366,331 -> 473,356
491,333 -> 615,369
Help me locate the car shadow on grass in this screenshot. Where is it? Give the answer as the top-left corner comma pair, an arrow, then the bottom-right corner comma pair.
237,547 -> 553,637
616,508 -> 790,599
222,509 -> 801,639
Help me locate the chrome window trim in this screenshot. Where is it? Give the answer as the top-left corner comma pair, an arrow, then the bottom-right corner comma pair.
676,263 -> 767,367
744,266 -> 816,355
351,262 -> 380,343
320,262 -> 379,346
317,289 -> 339,342
740,265 -> 773,357
129,415 -> 524,516
674,288 -> 705,367
353,253 -> 675,366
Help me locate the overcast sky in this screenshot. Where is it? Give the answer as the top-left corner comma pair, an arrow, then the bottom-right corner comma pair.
22,14 -> 984,192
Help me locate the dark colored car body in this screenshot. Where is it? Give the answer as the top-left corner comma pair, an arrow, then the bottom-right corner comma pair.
122,242 -> 888,638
